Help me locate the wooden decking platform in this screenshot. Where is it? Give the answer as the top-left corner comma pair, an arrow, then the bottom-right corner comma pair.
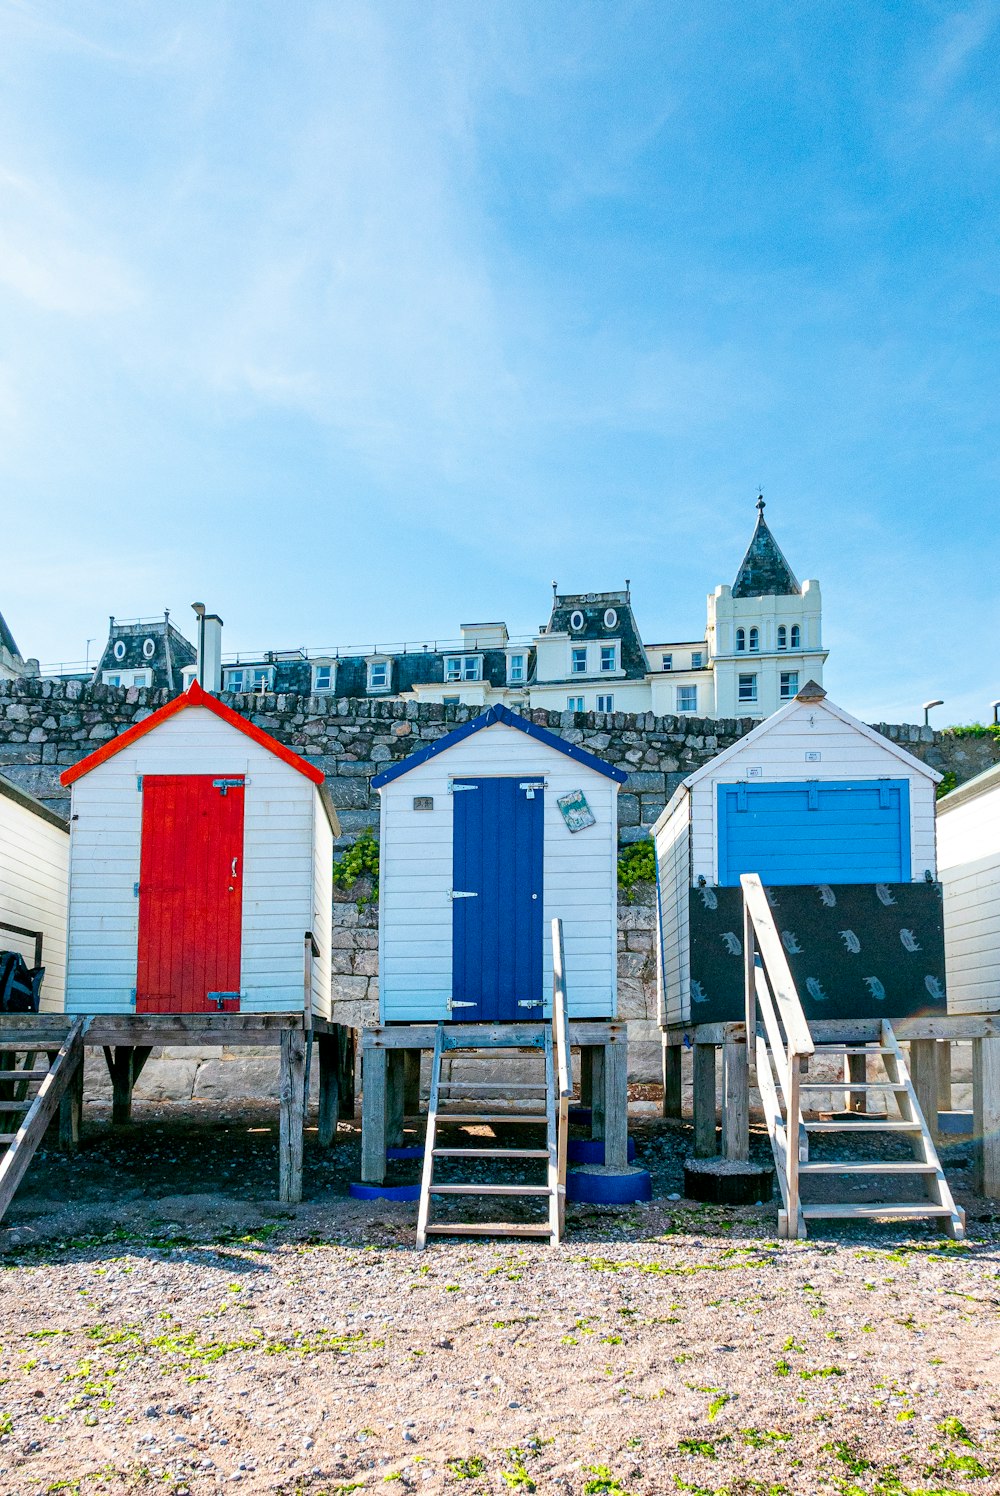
0,1012 -> 355,1211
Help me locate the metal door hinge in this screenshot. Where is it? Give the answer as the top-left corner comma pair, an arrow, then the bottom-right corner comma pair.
448,1000 -> 476,1010
448,889 -> 478,899
449,780 -> 478,792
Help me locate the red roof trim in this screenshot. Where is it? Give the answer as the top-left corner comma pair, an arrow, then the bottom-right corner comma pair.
60,681 -> 325,788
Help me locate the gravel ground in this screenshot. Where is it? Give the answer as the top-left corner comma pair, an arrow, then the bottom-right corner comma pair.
0,1108 -> 998,1496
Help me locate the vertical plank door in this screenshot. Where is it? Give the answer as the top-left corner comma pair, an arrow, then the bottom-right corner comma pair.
451,777 -> 543,1021
136,775 -> 244,1012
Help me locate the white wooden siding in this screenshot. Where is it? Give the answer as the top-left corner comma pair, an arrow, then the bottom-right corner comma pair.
654,789 -> 690,1027
378,722 -> 618,1020
311,798 -> 334,1019
938,775 -> 1000,1014
684,702 -> 937,885
0,786 -> 69,1013
65,707 -> 319,1014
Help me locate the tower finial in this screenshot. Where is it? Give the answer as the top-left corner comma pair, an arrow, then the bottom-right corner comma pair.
756,491 -> 765,516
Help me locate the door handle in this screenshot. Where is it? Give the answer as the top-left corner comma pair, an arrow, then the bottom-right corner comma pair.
231,857 -> 239,878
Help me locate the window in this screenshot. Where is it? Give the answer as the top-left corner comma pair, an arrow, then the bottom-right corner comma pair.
571,647 -> 588,674
508,653 -> 525,683
312,664 -> 334,692
597,693 -> 614,712
445,655 -> 482,682
777,625 -> 787,650
443,695 -> 460,707
600,644 -> 617,672
567,696 -> 585,711
661,653 -> 672,671
791,625 -> 801,648
691,651 -> 703,668
368,660 -> 389,691
226,665 -> 274,692
603,608 -> 618,629
780,671 -> 799,699
749,628 -> 759,652
569,609 -> 585,631
738,674 -> 758,703
105,673 -> 121,687
735,628 -> 746,652
113,640 -> 126,661
677,685 -> 697,713
142,637 -> 156,659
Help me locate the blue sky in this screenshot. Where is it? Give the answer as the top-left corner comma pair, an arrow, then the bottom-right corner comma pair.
1,1 -> 998,724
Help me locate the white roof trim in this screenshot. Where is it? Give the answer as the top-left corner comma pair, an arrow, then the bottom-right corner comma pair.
936,758 -> 1000,814
678,695 -> 942,791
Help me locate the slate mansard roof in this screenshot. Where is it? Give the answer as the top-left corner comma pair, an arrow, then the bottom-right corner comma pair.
731,499 -> 801,599
0,609 -> 21,662
545,589 -> 648,680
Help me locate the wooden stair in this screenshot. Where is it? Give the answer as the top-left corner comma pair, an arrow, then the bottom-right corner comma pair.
0,1019 -> 87,1224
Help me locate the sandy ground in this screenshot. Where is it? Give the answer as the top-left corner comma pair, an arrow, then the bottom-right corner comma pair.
0,1108 -> 998,1496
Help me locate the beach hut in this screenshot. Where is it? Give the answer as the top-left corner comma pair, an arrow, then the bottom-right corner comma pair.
60,681 -> 338,1018
0,774 -> 69,1014
654,683 -> 944,1028
937,762 -> 1000,1016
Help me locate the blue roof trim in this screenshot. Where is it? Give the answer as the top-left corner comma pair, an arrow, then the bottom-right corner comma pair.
370,704 -> 628,788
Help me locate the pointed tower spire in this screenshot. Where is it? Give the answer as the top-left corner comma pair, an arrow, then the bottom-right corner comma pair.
732,495 -> 800,598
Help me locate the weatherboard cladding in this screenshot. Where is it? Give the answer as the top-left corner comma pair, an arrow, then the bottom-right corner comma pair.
371,704 -> 629,788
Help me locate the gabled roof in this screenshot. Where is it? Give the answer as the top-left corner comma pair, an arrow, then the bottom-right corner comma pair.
60,680 -> 325,788
371,703 -> 628,788
0,772 -> 68,832
732,498 -> 800,598
935,758 -> 1000,815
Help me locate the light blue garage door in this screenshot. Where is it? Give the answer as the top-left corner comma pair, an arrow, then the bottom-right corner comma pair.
717,779 -> 911,887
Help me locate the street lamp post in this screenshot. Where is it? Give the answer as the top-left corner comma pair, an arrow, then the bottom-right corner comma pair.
923,699 -> 944,728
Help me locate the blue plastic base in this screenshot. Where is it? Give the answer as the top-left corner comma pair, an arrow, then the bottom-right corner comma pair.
386,1146 -> 424,1160
349,1182 -> 421,1202
938,1111 -> 974,1135
566,1166 -> 653,1205
567,1136 -> 637,1165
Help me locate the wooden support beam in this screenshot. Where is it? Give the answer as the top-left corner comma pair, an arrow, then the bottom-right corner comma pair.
909,1040 -> 939,1144
316,1034 -> 339,1148
59,1054 -> 84,1149
403,1049 -> 422,1115
973,1036 -> 1000,1200
693,1043 -> 718,1158
386,1050 -> 406,1148
721,1034 -> 749,1162
936,1040 -> 953,1113
662,1040 -> 682,1119
278,1028 -> 306,1204
102,1046 -> 152,1126
602,1035 -> 629,1173
846,1052 -> 868,1113
361,1045 -> 388,1184
338,1027 -> 357,1120
587,1046 -> 606,1142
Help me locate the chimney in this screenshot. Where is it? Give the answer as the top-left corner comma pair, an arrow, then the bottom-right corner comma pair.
192,604 -> 224,693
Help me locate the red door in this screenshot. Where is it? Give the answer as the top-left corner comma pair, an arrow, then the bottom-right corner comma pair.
136,775 -> 244,1013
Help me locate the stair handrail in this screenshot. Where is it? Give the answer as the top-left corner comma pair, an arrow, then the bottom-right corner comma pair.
741,873 -> 813,1238
551,918 -> 572,1238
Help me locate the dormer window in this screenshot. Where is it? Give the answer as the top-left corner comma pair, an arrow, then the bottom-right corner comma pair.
312,663 -> 335,692
600,645 -> 617,672
368,659 -> 390,691
445,655 -> 482,682
142,638 -> 156,659
507,653 -> 525,683
749,628 -> 759,652
571,647 -> 587,675
777,625 -> 787,650
603,608 -> 618,629
569,610 -> 585,631
735,628 -> 746,652
225,665 -> 274,693
791,625 -> 801,648
113,640 -> 126,661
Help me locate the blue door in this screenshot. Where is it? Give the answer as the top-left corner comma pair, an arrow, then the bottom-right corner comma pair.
452,776 -> 544,1021
717,779 -> 911,886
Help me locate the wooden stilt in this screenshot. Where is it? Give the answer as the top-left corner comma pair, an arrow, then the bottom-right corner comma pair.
579,1046 -> 594,1109
846,1052 -> 868,1113
278,1028 -> 306,1204
973,1036 -> 1000,1200
403,1049 -> 422,1115
936,1040 -> 953,1113
386,1050 -> 406,1147
721,1033 -> 749,1161
361,1045 -> 388,1184
662,1040 -> 682,1119
59,1054 -> 84,1149
316,1033 -> 340,1148
602,1034 -> 629,1173
910,1040 -> 939,1144
103,1046 -> 153,1125
693,1043 -> 717,1158
338,1027 -> 357,1120
588,1046 -> 606,1142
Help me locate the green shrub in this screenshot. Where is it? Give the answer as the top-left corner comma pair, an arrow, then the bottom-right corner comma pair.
618,839 -> 656,900
332,828 -> 380,905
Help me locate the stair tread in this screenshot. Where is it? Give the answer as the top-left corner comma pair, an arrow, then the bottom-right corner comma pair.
799,1161 -> 938,1175
0,1101 -> 33,1112
424,1222 -> 553,1237
0,1069 -> 51,1080
430,1184 -> 551,1196
804,1120 -> 921,1132
432,1148 -> 549,1159
0,1133 -> 19,1143
800,1203 -> 956,1220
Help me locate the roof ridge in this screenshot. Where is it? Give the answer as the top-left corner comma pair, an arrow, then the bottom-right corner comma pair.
731,498 -> 800,599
